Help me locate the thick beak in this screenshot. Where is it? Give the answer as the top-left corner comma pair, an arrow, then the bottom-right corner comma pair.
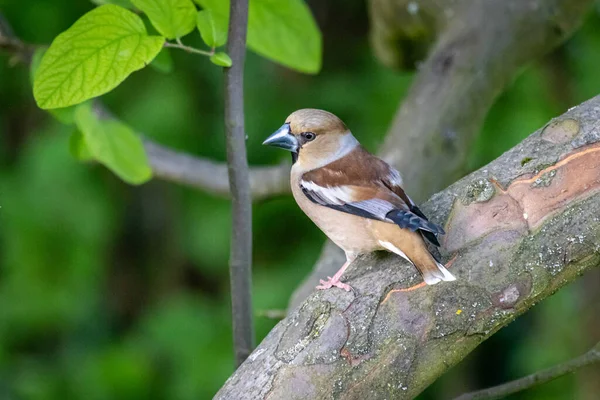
262,123 -> 298,152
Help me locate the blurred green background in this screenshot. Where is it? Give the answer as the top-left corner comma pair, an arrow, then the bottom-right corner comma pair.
0,1 -> 599,399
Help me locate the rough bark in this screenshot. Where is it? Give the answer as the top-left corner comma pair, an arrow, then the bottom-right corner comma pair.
216,95 -> 600,399
291,0 -> 593,308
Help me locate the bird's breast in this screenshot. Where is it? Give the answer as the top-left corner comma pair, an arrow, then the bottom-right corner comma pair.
290,171 -> 380,254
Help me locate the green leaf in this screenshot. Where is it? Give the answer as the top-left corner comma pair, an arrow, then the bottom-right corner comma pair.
74,102 -> 152,184
194,0 -> 322,74
33,5 -> 165,110
151,48 -> 174,73
30,47 -> 77,124
209,52 -> 232,67
196,9 -> 227,48
131,0 -> 197,39
69,130 -> 94,161
248,0 -> 321,73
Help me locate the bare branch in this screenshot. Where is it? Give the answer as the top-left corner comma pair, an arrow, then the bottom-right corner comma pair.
223,0 -> 254,367
454,342 -> 600,400
0,11 -> 290,202
143,138 -> 290,200
216,94 -> 600,399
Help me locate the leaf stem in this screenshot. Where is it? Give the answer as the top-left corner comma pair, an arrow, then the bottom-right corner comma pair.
164,40 -> 214,57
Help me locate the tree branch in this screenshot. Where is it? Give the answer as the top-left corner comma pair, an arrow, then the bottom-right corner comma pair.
0,12 -> 290,202
223,0 -> 254,367
142,138 -> 290,200
454,342 -> 600,400
216,94 -> 600,399
290,0 -> 593,310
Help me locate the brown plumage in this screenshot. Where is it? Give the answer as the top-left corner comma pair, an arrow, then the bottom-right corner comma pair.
263,109 -> 455,291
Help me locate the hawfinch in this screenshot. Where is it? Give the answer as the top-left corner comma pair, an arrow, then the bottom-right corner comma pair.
263,109 -> 455,291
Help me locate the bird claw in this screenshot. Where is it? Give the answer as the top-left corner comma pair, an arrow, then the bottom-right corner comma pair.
316,276 -> 351,291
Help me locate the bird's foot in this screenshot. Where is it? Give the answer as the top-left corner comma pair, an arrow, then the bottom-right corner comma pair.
316,276 -> 351,291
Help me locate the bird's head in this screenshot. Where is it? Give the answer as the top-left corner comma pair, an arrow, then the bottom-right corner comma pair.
263,109 -> 358,167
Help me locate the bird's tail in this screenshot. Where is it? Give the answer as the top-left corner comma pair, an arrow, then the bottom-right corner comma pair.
378,240 -> 456,285
418,259 -> 456,285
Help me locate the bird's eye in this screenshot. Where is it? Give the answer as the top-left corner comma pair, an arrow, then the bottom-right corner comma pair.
302,132 -> 316,141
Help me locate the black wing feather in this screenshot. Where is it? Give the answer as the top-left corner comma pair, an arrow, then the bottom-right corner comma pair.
408,204 -> 444,246
385,210 -> 445,234
419,230 -> 441,247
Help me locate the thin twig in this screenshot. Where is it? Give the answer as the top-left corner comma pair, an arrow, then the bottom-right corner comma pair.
454,342 -> 600,400
223,0 -> 254,367
164,41 -> 213,56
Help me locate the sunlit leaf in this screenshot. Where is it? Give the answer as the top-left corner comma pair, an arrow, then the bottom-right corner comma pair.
74,102 -> 152,184
248,0 -> 321,73
30,47 -> 77,124
196,9 -> 227,48
209,52 -> 232,67
151,48 -> 174,73
131,0 -> 197,39
33,5 -> 164,109
194,0 -> 322,74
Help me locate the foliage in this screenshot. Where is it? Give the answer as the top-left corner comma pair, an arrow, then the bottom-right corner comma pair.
195,0 -> 322,73
209,52 -> 232,67
196,9 -> 228,48
33,5 -> 165,110
74,102 -> 153,184
131,0 -> 197,39
30,0 -> 322,185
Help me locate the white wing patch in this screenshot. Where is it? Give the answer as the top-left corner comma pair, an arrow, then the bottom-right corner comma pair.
300,181 -> 395,219
300,181 -> 354,205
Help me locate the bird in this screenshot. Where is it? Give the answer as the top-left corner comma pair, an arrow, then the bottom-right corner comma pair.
262,109 -> 455,291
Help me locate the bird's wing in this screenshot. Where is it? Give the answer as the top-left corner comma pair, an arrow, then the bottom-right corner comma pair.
379,165 -> 444,246
300,146 -> 445,242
